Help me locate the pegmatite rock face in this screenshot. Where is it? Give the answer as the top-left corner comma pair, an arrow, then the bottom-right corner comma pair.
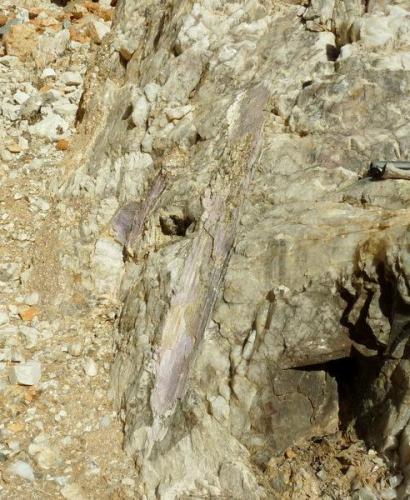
60,0 -> 410,497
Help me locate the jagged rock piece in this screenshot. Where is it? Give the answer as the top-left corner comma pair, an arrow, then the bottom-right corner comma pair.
9,360 -> 41,385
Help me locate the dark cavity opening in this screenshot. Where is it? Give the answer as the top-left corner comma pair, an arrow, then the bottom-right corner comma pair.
294,351 -> 385,436
326,44 -> 340,62
122,104 -> 133,120
160,214 -> 194,236
51,0 -> 69,6
119,52 -> 129,69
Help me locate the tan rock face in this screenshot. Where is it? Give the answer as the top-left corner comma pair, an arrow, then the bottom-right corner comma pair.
3,24 -> 38,61
59,0 -> 410,496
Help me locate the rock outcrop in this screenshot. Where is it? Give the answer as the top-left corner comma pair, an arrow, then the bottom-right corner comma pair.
57,0 -> 410,497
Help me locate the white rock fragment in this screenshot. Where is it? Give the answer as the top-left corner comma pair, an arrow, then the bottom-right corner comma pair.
19,95 -> 43,119
99,415 -> 111,428
0,311 -> 9,326
88,19 -> 110,44
351,487 -> 377,500
0,348 -> 24,362
34,29 -> 70,67
52,100 -> 78,119
0,55 -> 20,67
8,460 -> 35,481
131,95 -> 150,127
61,71 -> 83,86
28,113 -> 69,141
218,45 -> 238,64
165,104 -> 192,121
2,103 -> 20,121
83,358 -> 98,377
19,136 -> 29,150
27,159 -> 42,170
93,237 -> 124,295
0,262 -> 19,282
144,82 -> 161,103
209,395 -> 230,422
242,330 -> 256,360
28,433 -> 47,454
1,149 -> 14,162
351,6 -> 409,48
8,440 -> 20,452
122,477 -> 135,487
29,197 -> 50,212
20,325 -> 38,348
55,409 -> 67,422
35,447 -> 62,469
68,342 -> 83,357
41,67 -> 56,78
54,475 -> 69,487
44,89 -> 63,102
380,488 -> 397,500
13,90 -> 30,105
0,324 -> 19,336
61,483 -> 86,500
141,132 -> 153,153
23,292 -> 40,305
9,360 -> 41,386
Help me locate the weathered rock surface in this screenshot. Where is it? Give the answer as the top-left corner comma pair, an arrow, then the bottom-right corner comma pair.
0,2 -> 141,499
12,0 -> 410,497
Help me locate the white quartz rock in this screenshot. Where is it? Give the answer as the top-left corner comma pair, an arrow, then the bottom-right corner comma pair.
88,19 -> 110,44
83,357 -> 98,377
28,113 -> 69,141
9,360 -> 42,385
14,90 -> 30,104
131,95 -> 150,127
0,311 -> 9,326
8,461 -> 35,481
41,67 -> 56,78
61,71 -> 83,86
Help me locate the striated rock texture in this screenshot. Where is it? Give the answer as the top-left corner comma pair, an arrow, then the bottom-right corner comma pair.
59,0 -> 410,497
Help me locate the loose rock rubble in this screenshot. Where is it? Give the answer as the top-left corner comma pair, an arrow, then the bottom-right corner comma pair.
0,0 -> 139,498
266,433 -> 400,499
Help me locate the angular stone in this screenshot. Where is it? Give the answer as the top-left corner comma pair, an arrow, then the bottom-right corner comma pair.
19,306 -> 40,321
0,311 -> 9,326
52,100 -> 78,119
13,90 -> 30,104
8,460 -> 35,481
41,67 -> 56,78
83,357 -> 98,377
68,342 -> 83,357
28,113 -> 69,141
61,71 -> 83,86
352,487 -> 378,500
93,238 -> 124,296
61,483 -> 86,500
87,19 -> 110,44
34,447 -> 62,469
32,29 -> 70,67
9,360 -> 41,385
1,103 -> 20,121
